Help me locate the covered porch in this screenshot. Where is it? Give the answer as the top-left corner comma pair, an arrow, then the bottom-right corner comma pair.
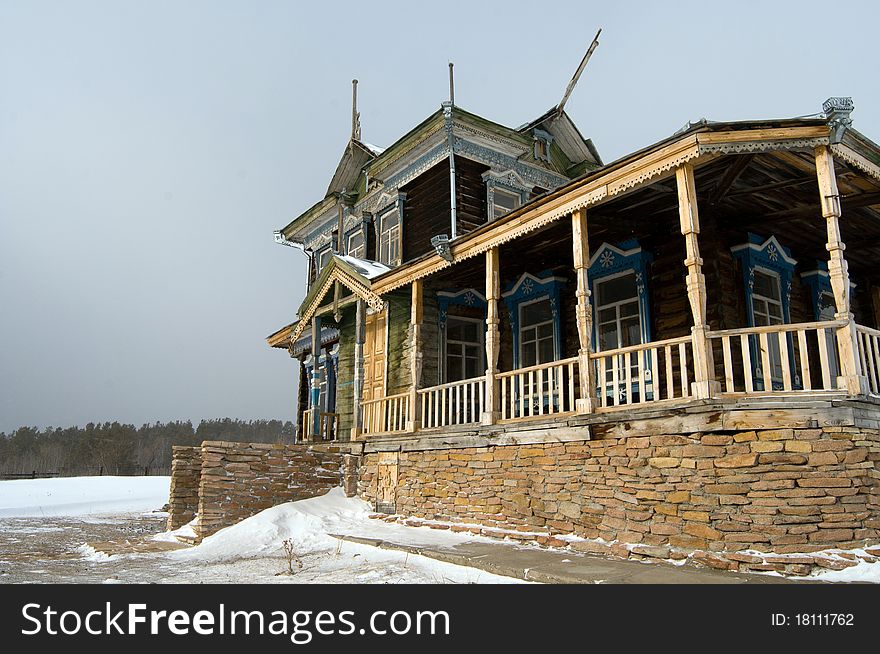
352,127 -> 880,440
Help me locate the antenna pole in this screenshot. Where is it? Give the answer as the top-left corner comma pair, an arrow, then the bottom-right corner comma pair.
556,28 -> 601,119
351,79 -> 360,140
448,62 -> 455,105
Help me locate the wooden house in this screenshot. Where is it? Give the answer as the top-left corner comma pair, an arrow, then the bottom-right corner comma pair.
267,95 -> 880,564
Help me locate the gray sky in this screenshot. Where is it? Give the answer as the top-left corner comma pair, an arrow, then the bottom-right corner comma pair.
1,0 -> 878,433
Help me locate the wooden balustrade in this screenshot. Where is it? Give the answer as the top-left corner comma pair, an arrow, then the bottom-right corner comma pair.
361,392 -> 410,435
300,410 -> 339,441
418,377 -> 486,429
708,320 -> 845,394
856,323 -> 880,395
590,336 -> 693,408
498,357 -> 578,421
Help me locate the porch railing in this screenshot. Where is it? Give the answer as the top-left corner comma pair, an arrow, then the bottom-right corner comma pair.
419,376 -> 485,429
708,320 -> 845,394
856,323 -> 880,396
355,319 -> 880,437
591,336 -> 694,408
361,392 -> 410,435
300,410 -> 339,441
498,357 -> 579,421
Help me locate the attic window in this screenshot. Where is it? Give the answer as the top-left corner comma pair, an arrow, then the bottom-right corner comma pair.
379,208 -> 401,266
493,188 -> 521,219
533,129 -> 553,163
347,230 -> 365,259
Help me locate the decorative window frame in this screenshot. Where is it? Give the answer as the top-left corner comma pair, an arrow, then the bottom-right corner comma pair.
731,234 -> 798,390
532,128 -> 553,163
588,239 -> 654,350
731,234 -> 798,327
437,288 -> 488,383
483,170 -> 530,220
502,272 -> 566,370
376,192 -> 406,266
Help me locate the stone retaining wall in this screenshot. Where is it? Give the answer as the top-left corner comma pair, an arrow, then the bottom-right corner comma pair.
358,426 -> 880,573
167,441 -> 349,540
166,446 -> 202,530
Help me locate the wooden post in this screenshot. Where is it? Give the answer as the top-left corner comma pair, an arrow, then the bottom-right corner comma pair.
676,163 -> 720,399
571,208 -> 596,412
407,279 -> 423,431
350,300 -> 366,440
482,247 -> 501,425
310,315 -> 322,440
814,145 -> 867,395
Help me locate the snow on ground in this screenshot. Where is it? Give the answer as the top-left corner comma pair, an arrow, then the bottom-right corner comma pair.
0,476 -> 170,517
166,488 -> 524,584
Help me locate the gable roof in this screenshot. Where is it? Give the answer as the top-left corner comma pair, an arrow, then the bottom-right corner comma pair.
289,255 -> 389,344
326,139 -> 378,197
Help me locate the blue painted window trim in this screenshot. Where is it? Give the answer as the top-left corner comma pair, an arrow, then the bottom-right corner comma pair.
731,234 -> 798,391
502,271 -> 566,370
800,262 -> 838,320
588,239 -> 654,349
437,288 -> 488,328
587,240 -> 654,402
304,348 -> 338,413
437,289 -> 488,384
731,233 -> 797,326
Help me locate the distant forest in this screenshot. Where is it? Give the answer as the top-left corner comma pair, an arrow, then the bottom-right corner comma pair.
0,418 -> 295,477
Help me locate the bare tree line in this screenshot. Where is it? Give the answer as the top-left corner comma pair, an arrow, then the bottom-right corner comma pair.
0,418 -> 295,477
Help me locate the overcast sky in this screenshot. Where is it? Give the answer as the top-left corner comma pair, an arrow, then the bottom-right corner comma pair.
1,0 -> 878,433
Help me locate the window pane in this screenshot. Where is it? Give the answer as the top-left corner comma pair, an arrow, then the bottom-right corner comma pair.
521,298 -> 553,327
494,190 -> 519,213
622,317 -> 641,348
597,273 -> 638,305
599,323 -> 619,350
522,343 -> 537,367
753,270 -> 780,300
538,337 -> 554,364
620,300 -> 640,318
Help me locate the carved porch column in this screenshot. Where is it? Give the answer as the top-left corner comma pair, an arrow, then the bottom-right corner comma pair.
676,163 -> 720,399
407,279 -> 423,431
310,315 -> 322,440
482,247 -> 501,425
814,145 -> 867,395
571,208 -> 597,412
350,300 -> 366,440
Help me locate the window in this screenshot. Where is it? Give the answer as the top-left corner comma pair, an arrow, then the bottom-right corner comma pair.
347,230 -> 365,259
444,317 -> 485,382
533,129 -> 552,162
750,269 -> 785,384
379,209 -> 400,265
519,297 -> 556,367
595,272 -> 643,352
732,236 -> 798,390
492,188 -> 521,219
317,247 -> 333,273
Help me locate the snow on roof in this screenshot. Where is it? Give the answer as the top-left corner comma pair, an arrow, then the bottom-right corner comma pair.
336,255 -> 391,280
363,142 -> 386,156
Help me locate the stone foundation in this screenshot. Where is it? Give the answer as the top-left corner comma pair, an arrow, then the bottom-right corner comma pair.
358,423 -> 880,573
168,440 -> 351,540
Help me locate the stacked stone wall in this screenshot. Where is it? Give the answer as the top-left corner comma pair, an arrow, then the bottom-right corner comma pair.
359,426 -> 880,573
166,446 -> 202,530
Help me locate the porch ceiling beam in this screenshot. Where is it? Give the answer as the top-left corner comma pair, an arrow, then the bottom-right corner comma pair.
724,174 -> 815,199
709,154 -> 754,205
763,192 -> 880,220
